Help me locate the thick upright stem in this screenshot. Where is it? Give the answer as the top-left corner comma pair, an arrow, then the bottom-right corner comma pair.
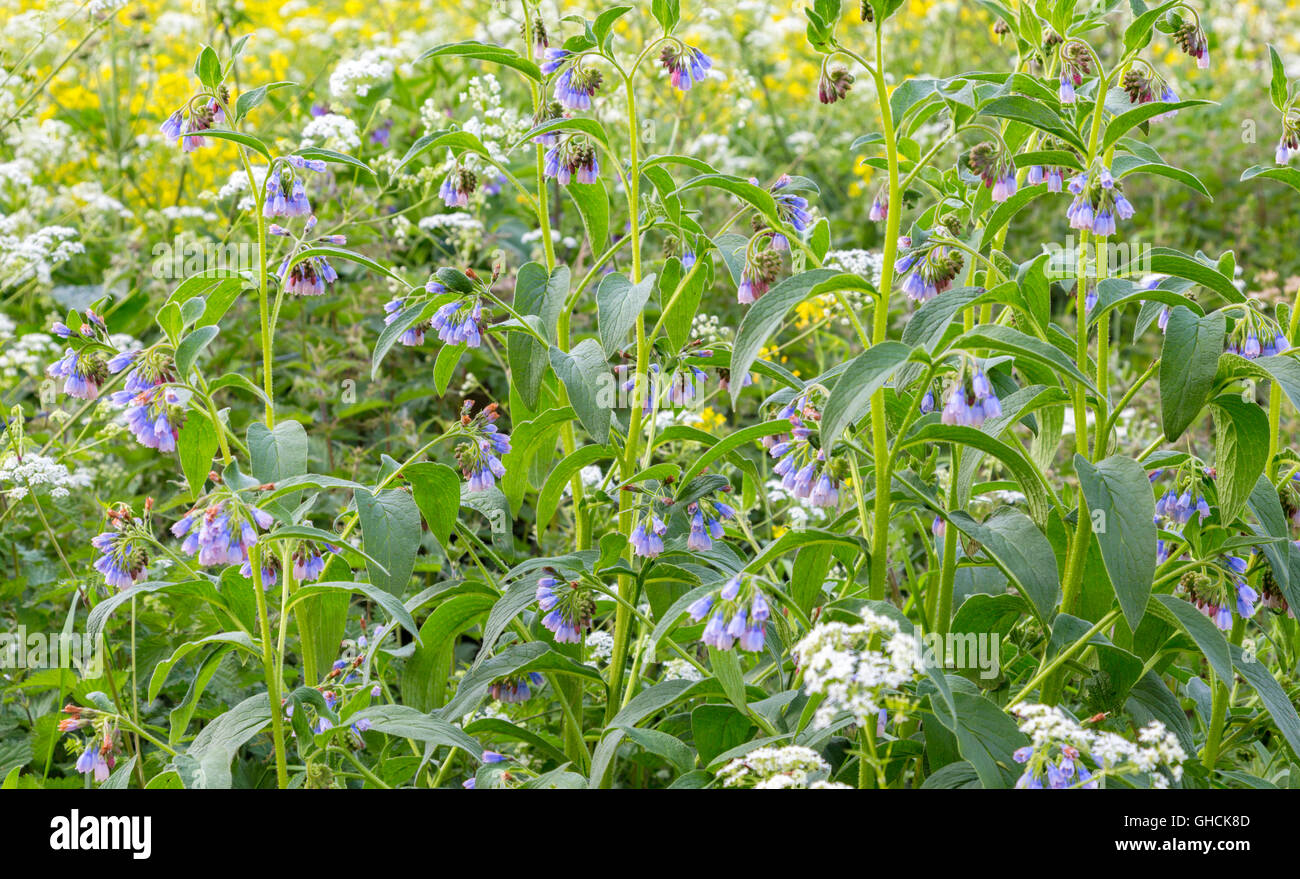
868,24 -> 901,602
604,75 -> 645,731
250,544 -> 288,789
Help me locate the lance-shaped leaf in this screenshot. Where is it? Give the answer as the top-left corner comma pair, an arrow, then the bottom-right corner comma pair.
1159,306 -> 1224,440
1075,455 -> 1156,629
819,341 -> 914,450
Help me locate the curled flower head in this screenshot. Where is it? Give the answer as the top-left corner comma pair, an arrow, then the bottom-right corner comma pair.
660,42 -> 713,92
534,574 -> 594,643
818,64 -> 854,105
543,136 -> 600,185
47,348 -> 108,400
941,366 -> 1002,428
455,401 -> 511,491
439,165 -> 478,208
691,574 -> 772,653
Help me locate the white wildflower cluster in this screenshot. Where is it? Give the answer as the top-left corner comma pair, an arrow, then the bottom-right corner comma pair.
826,249 -> 884,285
0,215 -> 83,289
421,75 -> 530,185
660,658 -> 703,683
1012,704 -> 1187,789
329,47 -> 401,100
717,745 -> 849,789
0,312 -> 59,380
794,616 -> 925,729
690,312 -> 731,343
764,477 -> 830,531
418,212 -> 485,255
300,113 -> 361,152
0,451 -> 92,501
586,630 -> 614,664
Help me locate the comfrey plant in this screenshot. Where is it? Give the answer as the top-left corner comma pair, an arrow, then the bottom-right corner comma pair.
5,0 -> 1300,792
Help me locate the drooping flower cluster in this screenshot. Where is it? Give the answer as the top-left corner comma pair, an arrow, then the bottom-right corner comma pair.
60,704 -> 119,784
172,499 -> 275,569
966,141 -> 1017,203
439,164 -> 478,208
793,615 -> 925,729
160,90 -> 227,153
1225,317 -> 1289,359
1057,43 -> 1092,104
1122,67 -> 1179,121
896,240 -> 964,304
630,509 -> 668,558
490,672 -> 544,704
687,574 -> 773,652
106,347 -> 184,451
543,136 -> 600,185
1154,481 -> 1211,529
91,506 -> 151,590
1012,703 -> 1187,789
47,347 -> 108,400
764,174 -> 814,251
454,401 -> 511,491
817,64 -> 854,105
685,493 -> 739,553
264,155 -> 327,219
1180,556 -> 1259,631
738,246 -> 783,304
1066,165 -> 1135,236
542,50 -> 603,110
1173,19 -> 1210,69
768,394 -> 844,508
535,573 -> 595,643
941,367 -> 1003,428
659,42 -> 713,92
1276,115 -> 1299,165
716,745 -> 849,789
1026,163 -> 1066,192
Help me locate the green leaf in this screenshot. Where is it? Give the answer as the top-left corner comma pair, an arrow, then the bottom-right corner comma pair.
950,324 -> 1095,391
182,694 -> 269,789
1123,1 -> 1181,52
596,271 -> 656,358
177,412 -> 219,499
1159,306 -> 1224,440
348,705 -> 481,755
289,580 -> 419,643
548,339 -> 611,441
1075,455 -> 1156,629
1153,595 -> 1233,684
566,180 -> 609,253
419,41 -> 541,81
233,81 -> 295,121
196,129 -> 272,161
1269,45 -> 1290,111
819,341 -> 914,450
440,641 -> 603,720
295,146 -> 376,184
406,462 -> 460,550
946,509 -> 1060,624
1230,645 -> 1300,758
1102,100 -> 1209,152
355,489 -> 421,594
1210,395 -> 1270,524
651,0 -> 681,33
730,269 -> 841,403
537,445 -> 615,528
401,593 -> 496,711
978,95 -> 1085,153
247,420 -> 307,486
174,325 -> 219,376
1241,164 -> 1300,195
195,45 -> 221,89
